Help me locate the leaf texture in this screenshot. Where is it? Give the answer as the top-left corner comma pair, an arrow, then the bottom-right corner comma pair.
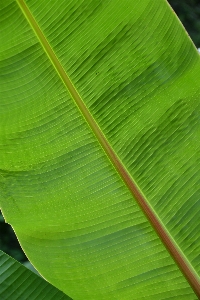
0,0 -> 200,299
0,250 -> 71,300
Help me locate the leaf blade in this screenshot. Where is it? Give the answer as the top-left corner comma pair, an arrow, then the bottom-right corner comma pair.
0,250 -> 72,300
0,0 -> 200,299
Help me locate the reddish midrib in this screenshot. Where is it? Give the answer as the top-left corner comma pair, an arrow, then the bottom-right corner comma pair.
17,0 -> 200,297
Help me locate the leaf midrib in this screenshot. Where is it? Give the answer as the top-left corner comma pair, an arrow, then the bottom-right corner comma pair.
16,0 -> 200,297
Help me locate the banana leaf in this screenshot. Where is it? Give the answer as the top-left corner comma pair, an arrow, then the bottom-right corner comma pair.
0,250 -> 71,299
0,0 -> 200,299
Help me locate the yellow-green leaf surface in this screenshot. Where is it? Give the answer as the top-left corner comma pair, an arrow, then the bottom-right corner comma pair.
0,0 -> 200,299
0,250 -> 72,300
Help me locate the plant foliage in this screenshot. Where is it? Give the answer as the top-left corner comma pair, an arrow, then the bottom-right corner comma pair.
0,0 -> 200,299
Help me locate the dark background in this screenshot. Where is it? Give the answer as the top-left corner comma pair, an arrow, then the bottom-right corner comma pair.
0,0 -> 200,264
168,0 -> 200,47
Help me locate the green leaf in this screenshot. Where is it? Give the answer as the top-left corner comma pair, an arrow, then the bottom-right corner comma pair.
0,250 -> 72,299
0,0 -> 200,299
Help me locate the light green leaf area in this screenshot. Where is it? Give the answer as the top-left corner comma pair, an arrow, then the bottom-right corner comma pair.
0,0 -> 200,299
0,250 -> 71,299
